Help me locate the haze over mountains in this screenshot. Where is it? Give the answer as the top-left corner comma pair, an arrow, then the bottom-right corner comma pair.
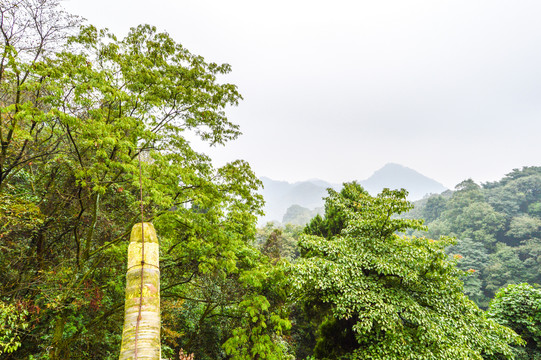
259,163 -> 448,224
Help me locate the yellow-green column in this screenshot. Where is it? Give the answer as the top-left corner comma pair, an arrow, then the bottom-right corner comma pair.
119,223 -> 161,360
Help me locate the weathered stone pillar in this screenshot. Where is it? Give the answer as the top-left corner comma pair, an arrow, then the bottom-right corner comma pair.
119,222 -> 160,360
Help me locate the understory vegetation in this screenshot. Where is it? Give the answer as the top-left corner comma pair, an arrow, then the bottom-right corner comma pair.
0,1 -> 539,359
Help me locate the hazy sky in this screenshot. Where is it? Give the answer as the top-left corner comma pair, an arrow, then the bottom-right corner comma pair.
64,0 -> 540,189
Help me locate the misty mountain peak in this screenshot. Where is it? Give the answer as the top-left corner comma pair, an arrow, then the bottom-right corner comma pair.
361,163 -> 447,199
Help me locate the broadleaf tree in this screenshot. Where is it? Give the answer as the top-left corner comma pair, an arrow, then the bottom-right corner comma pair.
0,1 -> 289,358
293,182 -> 522,359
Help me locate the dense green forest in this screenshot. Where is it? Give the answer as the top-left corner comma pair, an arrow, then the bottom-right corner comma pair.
405,167 -> 541,308
0,1 -> 539,359
259,173 -> 541,359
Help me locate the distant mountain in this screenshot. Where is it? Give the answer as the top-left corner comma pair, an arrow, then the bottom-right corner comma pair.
281,205 -> 324,226
259,177 -> 336,224
259,163 -> 448,225
360,163 -> 448,200
306,179 -> 340,188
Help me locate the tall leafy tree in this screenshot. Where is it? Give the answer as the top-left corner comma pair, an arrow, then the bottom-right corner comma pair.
0,1 -> 288,358
294,183 -> 521,359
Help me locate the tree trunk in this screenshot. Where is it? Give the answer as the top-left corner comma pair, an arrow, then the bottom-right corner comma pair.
119,222 -> 161,360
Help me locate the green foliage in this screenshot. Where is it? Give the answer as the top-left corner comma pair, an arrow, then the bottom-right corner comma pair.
257,223 -> 303,262
484,244 -> 528,297
156,222 -> 293,360
293,183 -> 521,359
447,238 -> 490,307
506,215 -> 541,241
422,194 -> 448,222
304,182 -> 369,239
0,301 -> 28,355
488,283 -> 541,359
223,292 -> 292,360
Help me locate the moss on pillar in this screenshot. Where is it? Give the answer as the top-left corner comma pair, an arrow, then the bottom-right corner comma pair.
119,223 -> 161,360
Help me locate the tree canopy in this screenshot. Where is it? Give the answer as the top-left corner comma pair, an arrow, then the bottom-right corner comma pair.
293,183 -> 521,359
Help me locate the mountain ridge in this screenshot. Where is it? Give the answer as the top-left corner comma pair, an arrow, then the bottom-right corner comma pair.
259,163 -> 448,225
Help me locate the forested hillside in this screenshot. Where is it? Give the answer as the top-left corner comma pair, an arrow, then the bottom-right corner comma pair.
406,166 -> 541,308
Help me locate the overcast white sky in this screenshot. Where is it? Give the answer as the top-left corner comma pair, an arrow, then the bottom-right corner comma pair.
64,0 -> 541,189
